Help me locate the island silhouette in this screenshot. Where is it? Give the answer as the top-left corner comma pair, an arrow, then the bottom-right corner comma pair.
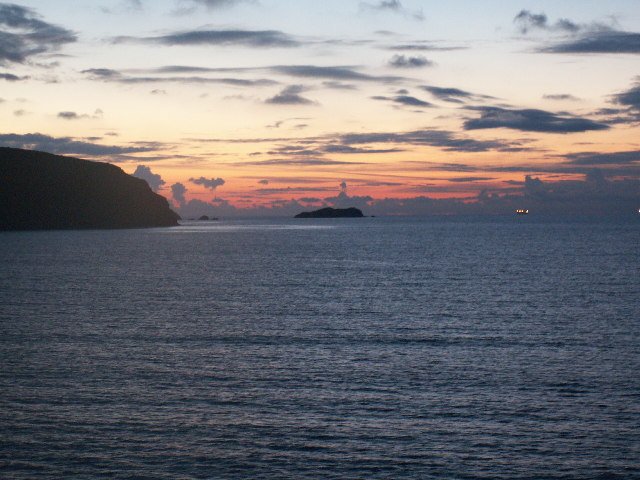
0,147 -> 180,231
295,207 -> 364,218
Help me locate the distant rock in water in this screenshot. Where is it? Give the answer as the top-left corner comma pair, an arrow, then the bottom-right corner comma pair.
295,207 -> 364,218
0,147 -> 180,231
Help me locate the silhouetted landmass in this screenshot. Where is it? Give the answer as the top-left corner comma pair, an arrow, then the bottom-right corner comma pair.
295,207 -> 364,218
0,147 -> 180,231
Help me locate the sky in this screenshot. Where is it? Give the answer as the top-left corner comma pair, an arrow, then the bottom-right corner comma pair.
2,0 -> 640,216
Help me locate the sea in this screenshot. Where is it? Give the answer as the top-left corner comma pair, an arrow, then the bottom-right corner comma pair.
1,215 -> 639,480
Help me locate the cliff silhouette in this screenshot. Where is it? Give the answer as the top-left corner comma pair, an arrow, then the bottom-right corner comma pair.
0,147 -> 180,231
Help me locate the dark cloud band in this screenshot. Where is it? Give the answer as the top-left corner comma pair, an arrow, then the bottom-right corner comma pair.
0,3 -> 76,64
464,107 -> 609,133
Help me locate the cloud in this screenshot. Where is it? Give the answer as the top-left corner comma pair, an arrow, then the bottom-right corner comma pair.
543,94 -> 580,101
155,65 -> 229,74
322,144 -> 403,154
420,85 -> 492,103
322,81 -> 357,90
254,186 -> 334,194
171,182 -> 187,206
270,65 -> 405,83
612,79 -> 640,112
372,94 -> 433,108
463,106 -> 609,133
181,0 -> 251,8
116,29 -> 299,48
132,165 -> 165,192
518,174 -> 640,210
512,10 -> 640,55
340,128 -> 514,152
101,0 -> 143,13
514,10 -> 581,35
81,68 -> 122,79
86,64 -> 405,87
0,72 -> 29,81
324,190 -> 374,210
386,42 -> 462,51
0,3 -> 76,64
176,196 -> 313,218
360,1 -> 424,21
239,157 -> 363,166
57,109 -> 103,120
190,176 -> 225,190
57,111 -> 82,120
564,150 -> 640,165
541,31 -> 640,54
375,174 -> 639,215
447,176 -> 495,183
266,85 -> 315,105
363,0 -> 403,12
82,67 -> 276,87
173,172 -> 640,217
132,76 -> 274,87
0,133 -> 157,156
388,54 -> 432,68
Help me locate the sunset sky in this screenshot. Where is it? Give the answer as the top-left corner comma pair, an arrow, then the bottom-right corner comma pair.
2,0 -> 640,215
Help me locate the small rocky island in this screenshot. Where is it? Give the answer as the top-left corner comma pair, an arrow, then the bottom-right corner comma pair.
295,207 -> 364,218
0,147 -> 180,231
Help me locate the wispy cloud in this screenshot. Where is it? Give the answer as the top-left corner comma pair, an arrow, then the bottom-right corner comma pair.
270,65 -> 406,83
115,28 -> 299,48
420,85 -> 493,104
371,94 -> 433,108
386,42 -> 463,51
446,176 -> 496,183
238,158 -> 364,166
81,67 -> 276,87
543,94 -> 580,101
339,128 -> 517,152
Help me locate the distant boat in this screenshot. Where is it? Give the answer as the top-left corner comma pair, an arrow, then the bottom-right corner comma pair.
516,209 -> 529,215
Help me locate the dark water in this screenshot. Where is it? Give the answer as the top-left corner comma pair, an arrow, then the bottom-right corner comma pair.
1,215 -> 639,479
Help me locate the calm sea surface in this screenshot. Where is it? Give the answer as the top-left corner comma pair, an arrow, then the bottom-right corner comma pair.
1,215 -> 639,479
